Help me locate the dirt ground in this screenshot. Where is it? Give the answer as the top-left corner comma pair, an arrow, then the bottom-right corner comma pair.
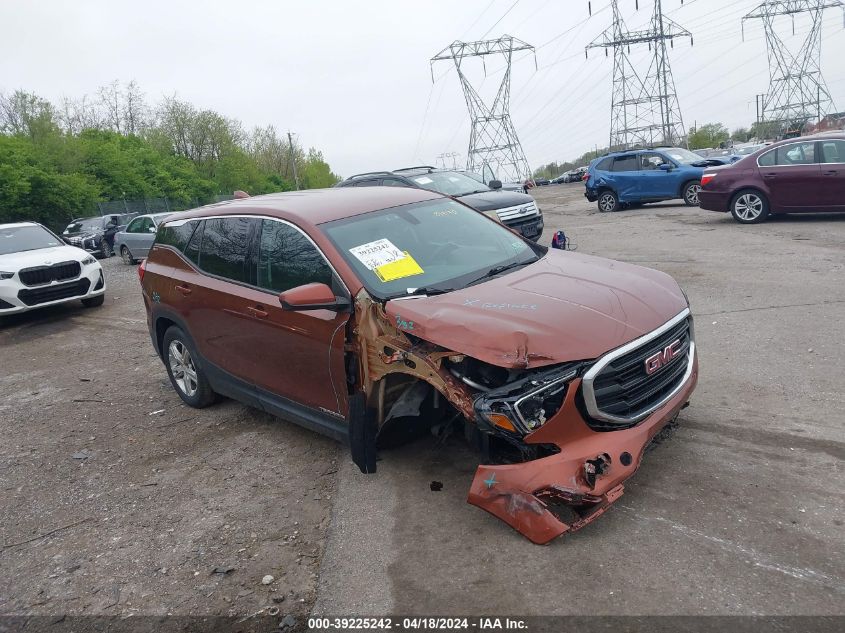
1,184 -> 844,625
0,261 -> 340,626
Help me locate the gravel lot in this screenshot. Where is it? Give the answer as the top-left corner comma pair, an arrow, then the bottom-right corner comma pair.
1,185 -> 843,623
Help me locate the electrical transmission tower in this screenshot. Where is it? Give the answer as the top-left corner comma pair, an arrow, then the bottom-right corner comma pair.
431,36 -> 536,182
743,1 -> 844,136
587,0 -> 692,150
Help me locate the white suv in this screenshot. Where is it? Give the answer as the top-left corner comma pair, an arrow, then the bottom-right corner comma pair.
0,222 -> 106,315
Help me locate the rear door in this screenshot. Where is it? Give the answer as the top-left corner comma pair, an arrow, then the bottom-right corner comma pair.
818,139 -> 845,211
759,141 -> 822,211
609,154 -> 640,201
169,216 -> 263,389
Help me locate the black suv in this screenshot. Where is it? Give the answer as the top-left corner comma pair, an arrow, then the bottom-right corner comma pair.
62,213 -> 135,258
336,167 -> 544,241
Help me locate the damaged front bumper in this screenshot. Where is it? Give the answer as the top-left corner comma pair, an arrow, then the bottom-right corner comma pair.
467,356 -> 698,544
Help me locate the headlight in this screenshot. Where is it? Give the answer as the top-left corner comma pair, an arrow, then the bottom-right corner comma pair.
81,256 -> 96,266
474,366 -> 578,435
0,271 -> 13,280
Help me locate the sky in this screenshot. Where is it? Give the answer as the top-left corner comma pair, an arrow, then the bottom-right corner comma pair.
2,0 -> 845,178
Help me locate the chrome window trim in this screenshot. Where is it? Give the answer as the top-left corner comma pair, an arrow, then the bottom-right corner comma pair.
582,308 -> 694,425
159,214 -> 351,299
756,141 -> 819,168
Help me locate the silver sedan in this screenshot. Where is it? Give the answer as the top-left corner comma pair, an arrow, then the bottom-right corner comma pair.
114,213 -> 172,264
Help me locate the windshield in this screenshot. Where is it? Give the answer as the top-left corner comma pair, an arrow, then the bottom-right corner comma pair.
0,225 -> 64,255
64,217 -> 105,234
404,171 -> 490,197
662,148 -> 706,164
322,198 -> 541,300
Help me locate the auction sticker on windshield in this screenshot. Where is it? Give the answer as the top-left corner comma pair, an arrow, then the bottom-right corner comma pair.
349,238 -> 425,282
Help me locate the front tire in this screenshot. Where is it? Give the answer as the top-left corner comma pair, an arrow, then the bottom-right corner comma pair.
598,190 -> 619,213
121,246 -> 136,265
163,326 -> 216,408
682,181 -> 702,206
730,190 -> 769,224
81,294 -> 105,308
100,240 -> 113,258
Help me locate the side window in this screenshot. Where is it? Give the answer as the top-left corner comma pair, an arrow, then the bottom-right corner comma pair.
126,218 -> 144,233
758,149 -> 776,167
382,179 -> 409,187
820,140 -> 845,164
198,217 -> 258,285
156,220 -> 198,252
184,220 -> 204,266
776,142 -> 816,165
257,219 -> 333,294
612,155 -> 639,172
639,153 -> 665,170
596,157 -> 613,171
139,217 -> 154,233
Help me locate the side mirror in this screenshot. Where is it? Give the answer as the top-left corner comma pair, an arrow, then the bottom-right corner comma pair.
279,283 -> 350,312
488,180 -> 503,190
659,163 -> 673,171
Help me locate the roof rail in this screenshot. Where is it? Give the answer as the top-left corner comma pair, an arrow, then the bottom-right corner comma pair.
392,165 -> 439,173
347,171 -> 395,180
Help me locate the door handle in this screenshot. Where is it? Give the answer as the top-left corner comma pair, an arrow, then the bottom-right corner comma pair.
247,305 -> 269,319
175,284 -> 192,296
762,173 -> 777,179
823,170 -> 838,176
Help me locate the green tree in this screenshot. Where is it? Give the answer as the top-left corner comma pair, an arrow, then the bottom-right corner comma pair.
688,123 -> 730,150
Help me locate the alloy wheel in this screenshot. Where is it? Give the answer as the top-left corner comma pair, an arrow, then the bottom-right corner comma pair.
121,246 -> 133,265
168,340 -> 198,397
734,193 -> 764,221
685,184 -> 702,205
599,193 -> 616,212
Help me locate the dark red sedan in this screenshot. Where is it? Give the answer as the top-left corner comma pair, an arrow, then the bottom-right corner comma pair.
698,133 -> 845,223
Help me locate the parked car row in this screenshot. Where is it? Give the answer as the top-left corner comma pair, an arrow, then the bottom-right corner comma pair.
581,133 -> 844,223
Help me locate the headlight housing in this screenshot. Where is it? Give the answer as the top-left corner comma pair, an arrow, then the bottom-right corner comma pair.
0,271 -> 14,280
474,365 -> 579,435
81,256 -> 96,266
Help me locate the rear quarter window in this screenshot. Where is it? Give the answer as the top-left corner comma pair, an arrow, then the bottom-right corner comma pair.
156,220 -> 198,252
757,149 -> 776,167
596,157 -> 613,171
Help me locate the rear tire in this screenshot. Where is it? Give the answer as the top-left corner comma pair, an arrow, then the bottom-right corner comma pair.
81,294 -> 104,308
730,189 -> 770,224
598,190 -> 619,213
100,240 -> 113,258
121,246 -> 136,265
682,181 -> 702,206
162,326 -> 216,408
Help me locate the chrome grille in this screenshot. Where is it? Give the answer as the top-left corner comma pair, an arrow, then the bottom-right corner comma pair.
582,310 -> 694,430
497,201 -> 539,223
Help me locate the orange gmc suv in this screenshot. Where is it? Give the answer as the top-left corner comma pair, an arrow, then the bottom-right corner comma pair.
139,187 -> 698,543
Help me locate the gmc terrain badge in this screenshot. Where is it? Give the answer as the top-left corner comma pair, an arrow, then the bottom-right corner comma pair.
645,339 -> 682,375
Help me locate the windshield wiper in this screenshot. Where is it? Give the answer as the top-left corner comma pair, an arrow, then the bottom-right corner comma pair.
392,286 -> 456,299
468,260 -> 534,286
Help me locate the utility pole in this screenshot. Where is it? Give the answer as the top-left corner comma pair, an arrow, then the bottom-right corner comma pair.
743,1 -> 844,138
431,35 -> 536,183
287,131 -> 300,191
587,0 -> 692,150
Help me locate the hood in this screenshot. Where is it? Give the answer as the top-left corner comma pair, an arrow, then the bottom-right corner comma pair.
456,190 -> 534,213
384,250 -> 688,369
0,245 -> 89,269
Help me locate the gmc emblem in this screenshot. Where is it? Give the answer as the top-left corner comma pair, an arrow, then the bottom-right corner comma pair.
645,339 -> 683,375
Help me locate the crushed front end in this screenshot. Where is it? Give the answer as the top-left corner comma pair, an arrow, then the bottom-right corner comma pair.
462,309 -> 697,544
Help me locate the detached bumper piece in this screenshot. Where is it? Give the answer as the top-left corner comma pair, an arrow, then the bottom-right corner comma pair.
468,464 -> 624,545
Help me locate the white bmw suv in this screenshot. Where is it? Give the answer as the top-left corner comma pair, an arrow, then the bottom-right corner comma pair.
0,222 -> 106,316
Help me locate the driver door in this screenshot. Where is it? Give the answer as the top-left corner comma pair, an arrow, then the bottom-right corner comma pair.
241,218 -> 351,418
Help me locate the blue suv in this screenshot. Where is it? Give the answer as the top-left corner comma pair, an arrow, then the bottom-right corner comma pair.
584,147 -> 707,213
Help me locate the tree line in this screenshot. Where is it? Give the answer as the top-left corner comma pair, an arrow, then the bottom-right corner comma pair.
0,81 -> 340,231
